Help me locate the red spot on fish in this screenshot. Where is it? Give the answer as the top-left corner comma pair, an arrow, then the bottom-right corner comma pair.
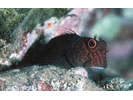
95,52 -> 100,66
88,51 -> 94,66
98,51 -> 104,66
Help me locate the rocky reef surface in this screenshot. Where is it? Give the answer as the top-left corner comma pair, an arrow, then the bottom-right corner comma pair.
0,65 -> 103,91
0,64 -> 133,91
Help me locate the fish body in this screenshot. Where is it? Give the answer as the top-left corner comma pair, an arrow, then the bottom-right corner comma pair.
11,33 -> 107,72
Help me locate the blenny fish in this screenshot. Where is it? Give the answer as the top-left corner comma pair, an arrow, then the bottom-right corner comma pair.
12,31 -> 107,72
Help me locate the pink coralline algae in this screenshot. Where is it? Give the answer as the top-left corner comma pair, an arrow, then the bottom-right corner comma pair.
55,8 -> 93,36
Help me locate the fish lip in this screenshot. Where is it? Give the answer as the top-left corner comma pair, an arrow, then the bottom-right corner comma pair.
90,66 -> 105,70
89,66 -> 106,73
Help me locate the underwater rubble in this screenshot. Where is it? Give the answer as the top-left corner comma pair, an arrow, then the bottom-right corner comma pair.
0,65 -> 103,91
102,78 -> 133,91
0,65 -> 133,91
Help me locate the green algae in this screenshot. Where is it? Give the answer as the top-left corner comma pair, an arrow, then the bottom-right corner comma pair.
0,8 -> 31,42
0,8 -> 69,43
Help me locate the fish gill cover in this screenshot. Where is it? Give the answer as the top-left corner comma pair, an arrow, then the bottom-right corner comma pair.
0,8 -> 133,91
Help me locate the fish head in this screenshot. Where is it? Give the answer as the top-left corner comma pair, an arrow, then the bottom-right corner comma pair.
84,37 -> 108,72
65,36 -> 108,72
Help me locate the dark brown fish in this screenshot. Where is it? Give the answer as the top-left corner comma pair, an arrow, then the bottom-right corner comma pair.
16,33 -> 107,72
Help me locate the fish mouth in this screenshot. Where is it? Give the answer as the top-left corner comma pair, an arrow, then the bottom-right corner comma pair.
85,66 -> 106,73
83,62 -> 107,73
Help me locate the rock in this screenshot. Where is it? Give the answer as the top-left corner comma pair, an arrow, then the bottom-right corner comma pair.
101,77 -> 133,91
0,65 -> 103,91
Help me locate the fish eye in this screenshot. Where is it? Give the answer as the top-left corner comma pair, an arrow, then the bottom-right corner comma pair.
88,39 -> 97,49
